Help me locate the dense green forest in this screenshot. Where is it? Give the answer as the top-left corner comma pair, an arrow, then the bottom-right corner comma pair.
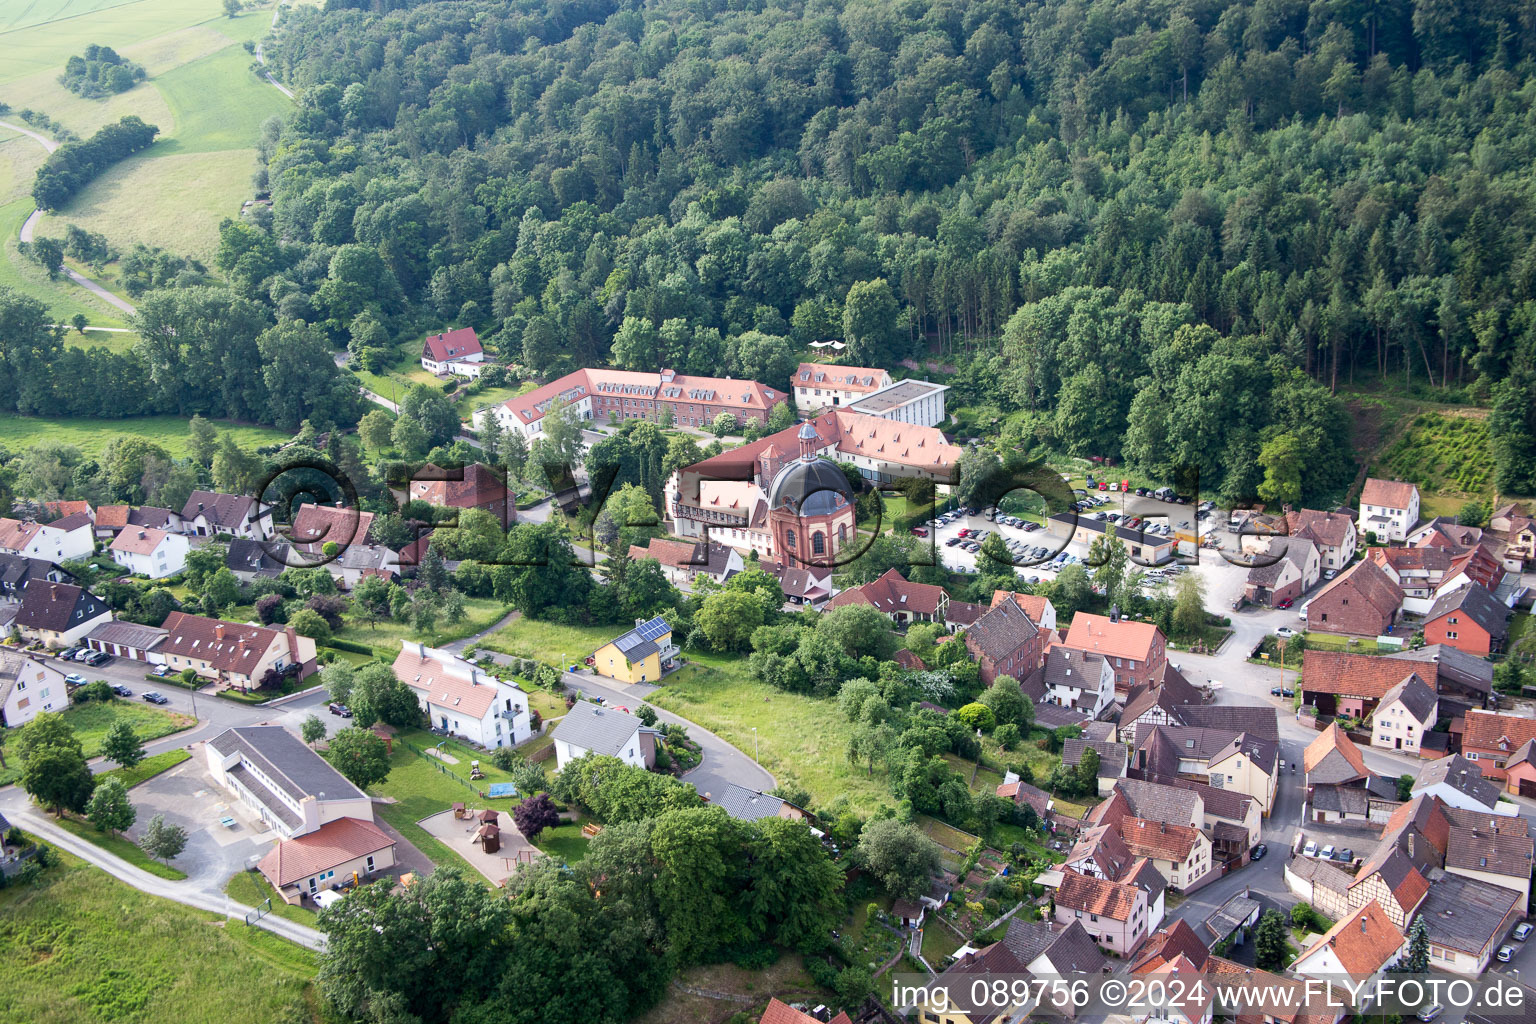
237,0 -> 1536,501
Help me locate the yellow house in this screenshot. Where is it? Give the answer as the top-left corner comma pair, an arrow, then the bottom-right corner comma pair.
1205,735 -> 1279,816
591,616 -> 677,684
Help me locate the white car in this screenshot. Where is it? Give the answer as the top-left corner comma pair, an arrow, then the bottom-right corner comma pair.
1275,626 -> 1298,638
1303,840 -> 1318,857
1319,844 -> 1335,860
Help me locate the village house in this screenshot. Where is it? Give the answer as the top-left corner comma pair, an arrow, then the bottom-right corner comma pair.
1370,675 -> 1437,755
1414,872 -> 1522,975
1489,502 -> 1535,567
289,503 -> 375,554
713,783 -> 809,823
1120,817 -> 1215,892
828,567 -> 951,626
1020,646 -> 1113,721
1053,864 -> 1164,955
324,544 -> 401,590
1299,650 -> 1431,721
159,611 -> 317,690
1367,546 -> 1458,614
1061,612 -> 1167,696
758,998 -> 851,1024
393,643 -> 532,750
1358,478 -> 1420,542
791,362 -> 891,412
108,526 -> 190,579
1411,754 -> 1502,813
963,594 -> 1046,686
590,616 -> 678,685
763,560 -> 832,608
1243,535 -> 1319,608
551,701 -> 657,770
93,505 -> 178,539
0,651 -> 69,728
83,621 -> 168,664
420,326 -> 486,377
989,590 -> 1057,631
407,462 -> 513,527
1442,807 -> 1535,904
1304,558 -> 1403,636
205,725 -> 374,840
14,580 -> 111,647
224,538 -> 291,582
0,514 -> 94,563
626,538 -> 742,588
914,918 -> 1108,1024
258,816 -> 397,906
1421,583 -> 1510,656
1118,664 -> 1205,737
0,553 -> 70,599
1285,508 -> 1359,572
1063,738 -> 1128,795
1461,710 -> 1536,787
181,491 -> 272,539
1134,725 -> 1280,815
1289,900 -> 1404,1005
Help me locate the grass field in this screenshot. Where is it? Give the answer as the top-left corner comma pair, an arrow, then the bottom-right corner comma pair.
0,0 -> 236,84
0,128 -> 49,205
0,198 -> 131,325
0,411 -> 289,455
51,812 -> 189,880
225,868 -> 318,926
329,597 -> 512,657
64,327 -> 140,352
0,697 -> 191,786
0,843 -> 316,1024
100,747 -> 190,788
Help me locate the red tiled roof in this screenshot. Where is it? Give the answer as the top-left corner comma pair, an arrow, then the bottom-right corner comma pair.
1304,723 -> 1369,777
110,526 -> 170,556
291,504 -> 375,550
1295,900 -> 1403,978
258,817 -> 395,887
1063,612 -> 1162,663
161,612 -> 285,676
1463,709 -> 1536,755
1301,650 -> 1419,700
759,998 -> 852,1024
682,408 -> 960,478
991,590 -> 1054,624
827,567 -> 946,616
1055,867 -> 1146,921
1361,478 -> 1418,510
793,362 -> 888,393
498,367 -> 783,428
0,519 -> 42,550
1286,509 -> 1355,549
392,646 -> 510,719
95,505 -> 130,529
1309,559 -> 1404,620
43,500 -> 91,519
894,648 -> 927,671
422,326 -> 484,363
1120,817 -> 1202,861
408,463 -> 507,510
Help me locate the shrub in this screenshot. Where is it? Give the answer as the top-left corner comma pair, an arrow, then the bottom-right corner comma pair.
71,680 -> 115,704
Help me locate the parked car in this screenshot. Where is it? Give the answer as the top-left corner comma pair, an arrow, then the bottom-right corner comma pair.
1416,1005 -> 1443,1022
1276,597 -> 1294,609
1270,686 -> 1286,696
1319,844 -> 1336,860
1251,843 -> 1267,860
73,649 -> 92,661
328,702 -> 353,718
65,673 -> 87,687
1335,848 -> 1353,862
1323,568 -> 1339,580
85,650 -> 110,666
142,692 -> 169,705
1303,840 -> 1318,857
945,537 -> 962,547
1275,626 -> 1298,638
58,646 -> 82,660
1499,946 -> 1517,963
910,527 -> 928,537
1516,923 -> 1533,942
110,684 -> 133,697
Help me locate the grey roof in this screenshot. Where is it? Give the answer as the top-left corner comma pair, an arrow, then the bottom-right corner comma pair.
1426,583 -> 1511,640
1032,701 -> 1089,729
209,726 -> 364,803
1416,873 -> 1521,954
0,553 -> 65,594
1161,775 -> 1256,821
1082,721 -> 1117,742
606,616 -> 672,663
995,917 -> 1108,976
335,543 -> 394,571
16,580 -> 109,632
226,538 -> 287,577
1114,777 -> 1201,825
1381,674 -> 1439,722
1175,704 -> 1280,740
1393,644 -> 1494,694
715,783 -> 786,822
84,620 -> 168,651
766,454 -> 851,516
1287,853 -> 1354,895
1204,893 -> 1262,941
1211,732 -> 1280,775
1063,738 -> 1126,778
1446,828 -> 1534,878
966,598 -> 1040,664
182,490 -> 257,528
550,701 -> 644,757
1444,806 -> 1531,836
0,810 -> 10,834
1041,647 -> 1107,689
1415,754 -> 1500,809
1311,784 -> 1369,816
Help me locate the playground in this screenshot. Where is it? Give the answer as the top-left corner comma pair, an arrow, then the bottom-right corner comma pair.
417,806 -> 541,886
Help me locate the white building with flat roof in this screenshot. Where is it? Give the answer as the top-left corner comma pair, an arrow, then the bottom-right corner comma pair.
848,379 -> 948,428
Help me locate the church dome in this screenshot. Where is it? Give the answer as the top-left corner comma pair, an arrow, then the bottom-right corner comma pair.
767,457 -> 852,517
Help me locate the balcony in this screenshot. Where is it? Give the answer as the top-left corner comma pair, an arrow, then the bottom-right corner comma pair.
657,643 -> 680,662
499,707 -> 523,720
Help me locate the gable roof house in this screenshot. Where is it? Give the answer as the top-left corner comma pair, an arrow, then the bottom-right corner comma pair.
791,363 -> 892,413
408,462 -> 513,527
225,538 -> 291,582
93,505 -> 178,539
1358,478 -> 1420,542
15,580 -> 111,647
258,816 -> 397,905
1411,754 -> 1502,813
1289,900 -> 1404,1002
181,491 -> 272,539
1304,559 -> 1404,637
393,643 -> 532,751
159,611 -> 317,690
1119,817 -> 1215,893
0,651 -> 69,728
1305,723 -> 1371,790
1461,710 -> 1536,787
205,725 -> 374,839
1368,546 -> 1458,614
1119,664 -> 1204,738
0,514 -> 94,562
109,526 -> 190,579
1443,824 -> 1536,906
963,595 -> 1045,686
828,567 -> 950,626
0,552 -> 70,599
989,590 -> 1058,632
758,998 -> 851,1024
1422,583 -> 1511,656
420,326 -> 487,377
627,538 -> 743,588
1371,675 -> 1439,756
714,783 -> 809,823
1300,650 -> 1427,721
1134,725 -> 1280,815
1061,612 -> 1167,697
1053,865 -> 1165,956
1412,871 -> 1523,975
1063,738 -> 1128,795
1243,535 -> 1319,608
1021,646 -> 1114,722
1286,508 -> 1360,571
915,918 -> 1108,1024
551,701 -> 657,771
763,560 -> 833,607
289,503 -> 376,554
591,616 -> 678,685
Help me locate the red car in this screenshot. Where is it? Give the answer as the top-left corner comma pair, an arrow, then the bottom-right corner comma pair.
1098,481 -> 1109,490
1277,597 -> 1294,609
911,527 -> 928,537
958,528 -> 972,538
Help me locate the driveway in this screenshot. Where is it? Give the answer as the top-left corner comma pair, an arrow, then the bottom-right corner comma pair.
121,748 -> 273,889
562,669 -> 775,799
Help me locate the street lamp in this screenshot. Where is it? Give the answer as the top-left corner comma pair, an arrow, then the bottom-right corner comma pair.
752,726 -> 758,762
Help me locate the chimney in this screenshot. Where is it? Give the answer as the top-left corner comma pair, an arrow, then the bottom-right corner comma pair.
1408,833 -> 1415,858
214,623 -> 226,640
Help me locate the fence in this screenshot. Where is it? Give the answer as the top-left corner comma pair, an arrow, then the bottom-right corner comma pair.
244,897 -> 272,926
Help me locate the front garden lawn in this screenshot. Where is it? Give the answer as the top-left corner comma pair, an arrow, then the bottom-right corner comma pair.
0,699 -> 193,786
100,748 -> 190,789
329,597 -> 512,657
225,869 -> 318,927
